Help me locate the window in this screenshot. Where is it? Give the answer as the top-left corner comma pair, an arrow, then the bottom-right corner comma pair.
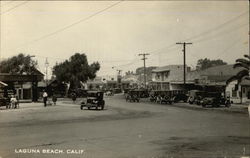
232,90 -> 237,97
165,71 -> 169,78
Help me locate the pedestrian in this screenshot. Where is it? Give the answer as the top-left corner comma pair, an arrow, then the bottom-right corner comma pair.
72,92 -> 77,103
15,95 -> 19,108
52,94 -> 57,105
10,95 -> 17,109
43,90 -> 48,107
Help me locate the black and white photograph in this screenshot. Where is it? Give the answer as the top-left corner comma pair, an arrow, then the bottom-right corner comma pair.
0,0 -> 249,157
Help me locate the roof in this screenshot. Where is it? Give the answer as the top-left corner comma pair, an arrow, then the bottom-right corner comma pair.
152,65 -> 185,73
200,64 -> 243,76
239,79 -> 250,86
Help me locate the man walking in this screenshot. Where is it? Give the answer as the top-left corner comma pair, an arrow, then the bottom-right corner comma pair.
43,90 -> 48,107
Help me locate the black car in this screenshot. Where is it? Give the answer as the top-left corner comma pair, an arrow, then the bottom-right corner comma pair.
80,91 -> 105,110
0,89 -> 11,109
200,92 -> 231,108
188,90 -> 206,105
0,97 -> 10,109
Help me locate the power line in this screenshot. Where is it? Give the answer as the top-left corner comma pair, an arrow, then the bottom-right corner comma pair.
0,1 -> 29,15
0,1 -> 15,8
192,22 -> 248,44
183,11 -> 248,42
16,1 -> 123,49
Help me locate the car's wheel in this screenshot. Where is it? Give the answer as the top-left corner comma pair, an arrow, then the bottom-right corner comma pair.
80,105 -> 83,110
87,107 -> 90,110
189,101 -> 193,104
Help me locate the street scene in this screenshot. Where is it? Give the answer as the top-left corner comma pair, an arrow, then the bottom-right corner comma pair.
0,1 -> 249,158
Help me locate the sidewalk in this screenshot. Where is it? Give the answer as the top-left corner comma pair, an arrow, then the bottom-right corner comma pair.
169,102 -> 249,115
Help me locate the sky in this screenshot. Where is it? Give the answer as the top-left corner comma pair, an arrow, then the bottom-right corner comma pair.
0,1 -> 249,78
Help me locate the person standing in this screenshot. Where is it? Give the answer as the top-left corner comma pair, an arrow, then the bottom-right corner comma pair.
43,90 -> 48,107
52,93 -> 57,105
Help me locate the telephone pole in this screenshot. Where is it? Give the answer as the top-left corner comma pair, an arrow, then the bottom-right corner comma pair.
138,53 -> 150,88
176,42 -> 192,87
45,58 -> 49,86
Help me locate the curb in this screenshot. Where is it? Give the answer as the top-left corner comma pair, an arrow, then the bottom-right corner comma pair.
139,99 -> 248,115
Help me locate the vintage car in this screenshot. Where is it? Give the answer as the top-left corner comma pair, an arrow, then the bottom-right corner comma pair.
0,88 -> 12,109
0,97 -> 10,109
200,92 -> 231,108
80,91 -> 105,110
159,90 -> 173,104
172,90 -> 188,103
125,90 -> 140,102
149,90 -> 173,104
187,90 -> 206,105
149,91 -> 157,102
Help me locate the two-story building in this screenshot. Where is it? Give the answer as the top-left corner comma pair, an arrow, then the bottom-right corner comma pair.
149,65 -> 198,90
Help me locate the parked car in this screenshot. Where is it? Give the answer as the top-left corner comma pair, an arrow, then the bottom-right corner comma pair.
0,97 -> 10,109
172,90 -> 188,103
125,90 -> 140,102
80,91 -> 105,110
187,90 -> 206,105
200,92 -> 231,108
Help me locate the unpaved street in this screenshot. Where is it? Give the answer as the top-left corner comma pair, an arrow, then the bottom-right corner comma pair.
0,95 -> 249,158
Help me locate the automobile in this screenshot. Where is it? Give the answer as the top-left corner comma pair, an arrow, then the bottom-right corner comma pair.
187,90 -> 206,105
125,90 -> 140,102
200,92 -> 231,108
80,91 -> 105,110
172,90 -> 188,103
149,91 -> 157,102
159,90 -> 173,104
0,97 -> 10,109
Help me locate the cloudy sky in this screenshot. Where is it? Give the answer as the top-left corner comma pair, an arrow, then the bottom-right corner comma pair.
0,1 -> 249,77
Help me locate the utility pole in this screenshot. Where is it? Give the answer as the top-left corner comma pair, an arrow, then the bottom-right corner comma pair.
112,67 -> 122,89
45,58 -> 49,86
138,53 -> 150,88
176,42 -> 192,87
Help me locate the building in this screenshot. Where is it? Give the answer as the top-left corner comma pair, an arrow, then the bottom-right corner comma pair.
86,76 -> 131,91
0,69 -> 44,101
226,80 -> 250,104
149,65 -> 198,90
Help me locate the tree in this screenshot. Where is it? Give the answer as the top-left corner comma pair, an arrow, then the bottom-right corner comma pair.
226,54 -> 250,85
196,58 -> 227,70
53,53 -> 100,90
0,53 -> 37,74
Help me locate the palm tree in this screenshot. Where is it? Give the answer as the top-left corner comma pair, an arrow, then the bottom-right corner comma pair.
226,54 -> 250,85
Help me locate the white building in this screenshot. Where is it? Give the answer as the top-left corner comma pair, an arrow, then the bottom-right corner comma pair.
226,79 -> 250,104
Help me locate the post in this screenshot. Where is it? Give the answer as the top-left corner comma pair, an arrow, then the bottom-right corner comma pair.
176,42 -> 192,89
139,53 -> 150,88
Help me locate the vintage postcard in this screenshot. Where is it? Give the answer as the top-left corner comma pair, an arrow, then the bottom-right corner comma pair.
0,1 -> 249,158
